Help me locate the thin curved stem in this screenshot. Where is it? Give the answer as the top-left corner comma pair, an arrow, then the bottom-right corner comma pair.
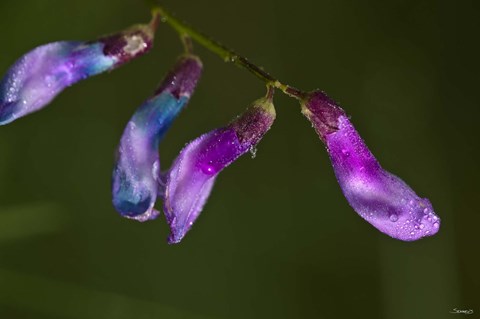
148,3 -> 307,100
180,34 -> 193,54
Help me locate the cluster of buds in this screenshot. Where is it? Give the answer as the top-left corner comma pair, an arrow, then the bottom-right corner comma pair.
0,12 -> 440,244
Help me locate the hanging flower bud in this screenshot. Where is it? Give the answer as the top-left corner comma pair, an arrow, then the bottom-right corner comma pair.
0,20 -> 157,125
112,55 -> 203,221
163,89 -> 276,244
301,90 -> 440,241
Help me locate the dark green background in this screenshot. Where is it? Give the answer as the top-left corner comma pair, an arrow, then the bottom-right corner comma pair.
0,0 -> 478,318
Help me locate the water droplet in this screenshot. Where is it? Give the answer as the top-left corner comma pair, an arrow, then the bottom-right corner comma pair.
44,75 -> 54,87
200,163 -> 215,175
410,231 -> 415,235
152,160 -> 160,180
432,215 -> 438,221
427,217 -> 432,222
341,149 -> 350,156
389,214 -> 398,222
423,208 -> 429,214
250,146 -> 257,159
433,222 -> 439,229
419,224 -> 425,229
225,55 -> 238,63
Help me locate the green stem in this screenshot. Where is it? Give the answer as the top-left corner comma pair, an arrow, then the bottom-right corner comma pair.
149,4 -> 306,100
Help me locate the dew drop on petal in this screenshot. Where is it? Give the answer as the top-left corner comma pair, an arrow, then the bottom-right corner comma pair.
152,160 -> 160,181
198,163 -> 216,175
389,214 -> 398,222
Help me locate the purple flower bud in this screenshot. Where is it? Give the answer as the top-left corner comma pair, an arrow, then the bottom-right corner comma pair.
112,55 -> 203,222
163,94 -> 276,244
0,23 -> 155,125
302,90 -> 440,241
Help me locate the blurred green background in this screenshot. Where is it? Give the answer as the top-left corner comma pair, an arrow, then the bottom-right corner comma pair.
0,0 -> 478,318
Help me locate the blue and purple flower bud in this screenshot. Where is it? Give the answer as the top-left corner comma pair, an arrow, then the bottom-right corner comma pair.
112,55 -> 203,222
0,21 -> 156,125
163,92 -> 276,244
302,90 -> 440,241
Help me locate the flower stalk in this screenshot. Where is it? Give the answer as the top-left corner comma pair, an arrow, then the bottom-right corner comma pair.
0,2 -> 440,244
149,3 -> 306,100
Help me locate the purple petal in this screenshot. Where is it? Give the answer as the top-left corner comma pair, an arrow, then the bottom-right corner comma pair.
164,97 -> 276,244
0,24 -> 154,125
164,129 -> 241,244
112,56 -> 203,221
302,91 -> 440,241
